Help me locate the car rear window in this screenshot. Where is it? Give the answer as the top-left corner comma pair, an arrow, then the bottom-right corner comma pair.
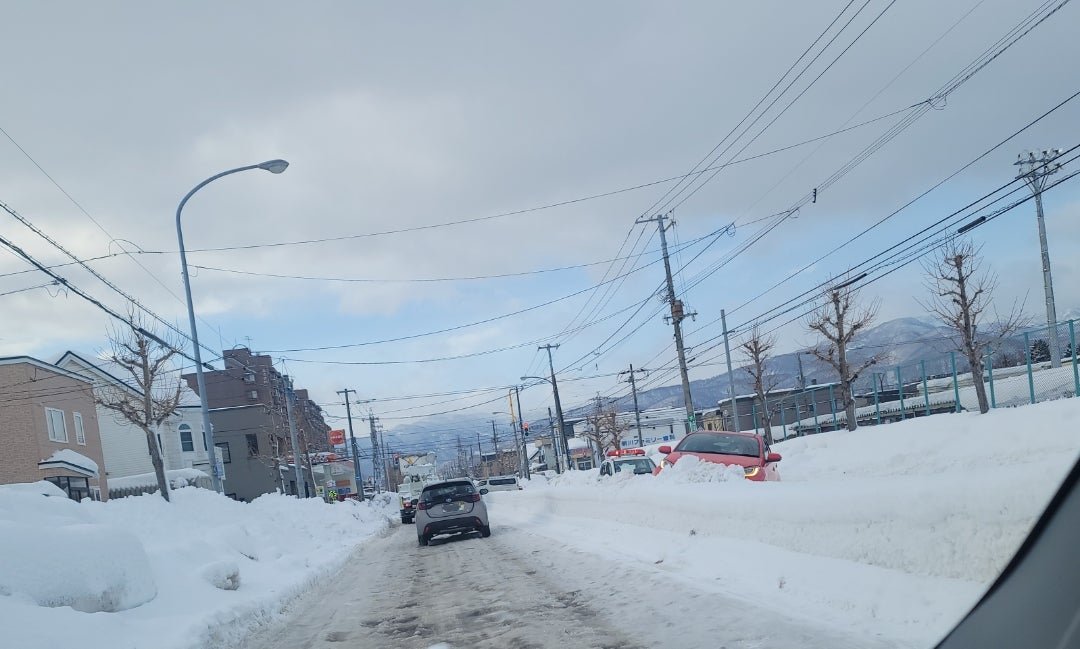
422,482 -> 476,501
489,478 -> 517,485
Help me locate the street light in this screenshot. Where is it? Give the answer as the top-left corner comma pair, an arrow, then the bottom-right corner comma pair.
177,159 -> 290,493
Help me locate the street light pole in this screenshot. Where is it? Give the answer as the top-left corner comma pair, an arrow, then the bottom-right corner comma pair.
177,159 -> 288,493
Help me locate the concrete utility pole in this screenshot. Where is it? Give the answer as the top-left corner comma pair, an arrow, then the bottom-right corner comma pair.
514,385 -> 530,479
336,388 -> 365,500
1016,149 -> 1065,368
721,309 -> 740,432
539,344 -> 572,470
636,213 -> 697,433
619,364 -> 648,447
547,407 -> 562,474
284,376 -> 305,497
367,412 -> 380,492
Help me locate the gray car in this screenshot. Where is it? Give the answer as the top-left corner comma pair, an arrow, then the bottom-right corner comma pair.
415,478 -> 491,546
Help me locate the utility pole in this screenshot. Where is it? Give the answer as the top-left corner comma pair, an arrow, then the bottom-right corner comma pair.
514,385 -> 530,479
548,407 -> 561,474
367,412 -> 380,493
336,388 -> 365,500
721,309 -> 740,432
636,213 -> 697,433
539,343 -> 572,470
619,364 -> 648,447
476,429 -> 483,476
1016,149 -> 1065,368
378,426 -> 390,491
284,376 -> 304,497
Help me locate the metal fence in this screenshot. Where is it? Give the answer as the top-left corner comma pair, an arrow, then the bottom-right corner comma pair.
752,319 -> 1080,440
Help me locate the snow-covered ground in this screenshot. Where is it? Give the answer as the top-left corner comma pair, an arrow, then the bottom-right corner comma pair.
493,398 -> 1080,648
0,486 -> 395,649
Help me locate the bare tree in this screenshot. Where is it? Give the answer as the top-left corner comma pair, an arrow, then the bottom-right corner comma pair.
97,313 -> 182,501
806,285 -> 881,431
920,239 -> 1027,414
583,404 -> 628,460
740,328 -> 780,445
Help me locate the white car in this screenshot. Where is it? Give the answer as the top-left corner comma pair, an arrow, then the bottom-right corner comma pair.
599,449 -> 656,477
476,476 -> 522,492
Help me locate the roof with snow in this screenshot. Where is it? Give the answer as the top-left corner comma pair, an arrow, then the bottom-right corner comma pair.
567,437 -> 588,450
55,351 -> 143,397
38,449 -> 99,478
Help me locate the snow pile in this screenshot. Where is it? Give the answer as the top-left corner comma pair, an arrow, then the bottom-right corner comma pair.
0,486 -> 395,649
654,454 -> 747,483
487,398 -> 1080,647
108,468 -> 208,490
0,482 -> 156,613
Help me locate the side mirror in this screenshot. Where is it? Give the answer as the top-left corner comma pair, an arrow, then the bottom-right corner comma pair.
410,498 -> 419,506
479,488 -> 489,495
658,445 -> 672,454
766,452 -> 782,463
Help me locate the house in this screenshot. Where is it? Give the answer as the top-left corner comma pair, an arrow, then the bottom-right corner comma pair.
705,382 -> 859,438
0,356 -> 108,500
55,351 -> 156,481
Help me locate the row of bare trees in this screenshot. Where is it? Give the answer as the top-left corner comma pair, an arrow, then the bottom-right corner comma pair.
740,238 -> 1024,439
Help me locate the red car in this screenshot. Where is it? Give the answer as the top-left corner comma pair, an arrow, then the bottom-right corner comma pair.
654,431 -> 781,481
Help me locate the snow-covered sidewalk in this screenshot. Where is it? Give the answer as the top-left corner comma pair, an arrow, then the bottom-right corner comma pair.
0,486 -> 395,649
489,398 -> 1080,647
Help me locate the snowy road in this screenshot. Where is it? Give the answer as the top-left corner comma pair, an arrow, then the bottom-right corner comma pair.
243,521 -> 894,649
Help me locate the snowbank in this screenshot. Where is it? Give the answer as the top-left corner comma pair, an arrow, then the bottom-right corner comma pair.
0,486 -> 395,649
487,398 -> 1080,647
0,482 -> 155,613
108,468 -> 208,490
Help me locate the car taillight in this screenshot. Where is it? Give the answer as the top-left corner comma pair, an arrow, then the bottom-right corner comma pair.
417,501 -> 429,510
468,493 -> 481,503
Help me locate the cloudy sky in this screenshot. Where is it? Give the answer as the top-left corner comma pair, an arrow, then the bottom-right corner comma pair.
1,0 -> 1078,442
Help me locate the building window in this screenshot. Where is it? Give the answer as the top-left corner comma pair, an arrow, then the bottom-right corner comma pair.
45,475 -> 91,501
73,412 -> 86,445
246,433 -> 259,457
179,424 -> 194,452
216,441 -> 232,464
45,407 -> 68,442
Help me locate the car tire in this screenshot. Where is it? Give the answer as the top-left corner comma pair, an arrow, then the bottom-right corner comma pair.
418,534 -> 428,546
480,525 -> 491,538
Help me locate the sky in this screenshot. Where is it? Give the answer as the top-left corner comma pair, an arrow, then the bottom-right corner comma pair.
1,0 -> 1079,445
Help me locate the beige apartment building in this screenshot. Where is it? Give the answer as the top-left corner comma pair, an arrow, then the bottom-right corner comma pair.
0,356 -> 108,500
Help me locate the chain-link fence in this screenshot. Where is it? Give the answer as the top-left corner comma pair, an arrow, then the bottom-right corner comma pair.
748,319 -> 1080,441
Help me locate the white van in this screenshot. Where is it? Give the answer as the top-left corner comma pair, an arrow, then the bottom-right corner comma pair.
476,475 -> 522,492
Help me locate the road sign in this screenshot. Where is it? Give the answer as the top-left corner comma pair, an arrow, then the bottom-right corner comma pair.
329,429 -> 346,445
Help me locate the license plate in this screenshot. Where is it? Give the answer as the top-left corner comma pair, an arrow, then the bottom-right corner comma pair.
442,502 -> 464,513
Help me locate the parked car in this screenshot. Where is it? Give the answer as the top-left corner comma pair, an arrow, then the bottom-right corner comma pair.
415,478 -> 491,546
481,475 -> 522,492
654,431 -> 781,481
599,448 -> 657,477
